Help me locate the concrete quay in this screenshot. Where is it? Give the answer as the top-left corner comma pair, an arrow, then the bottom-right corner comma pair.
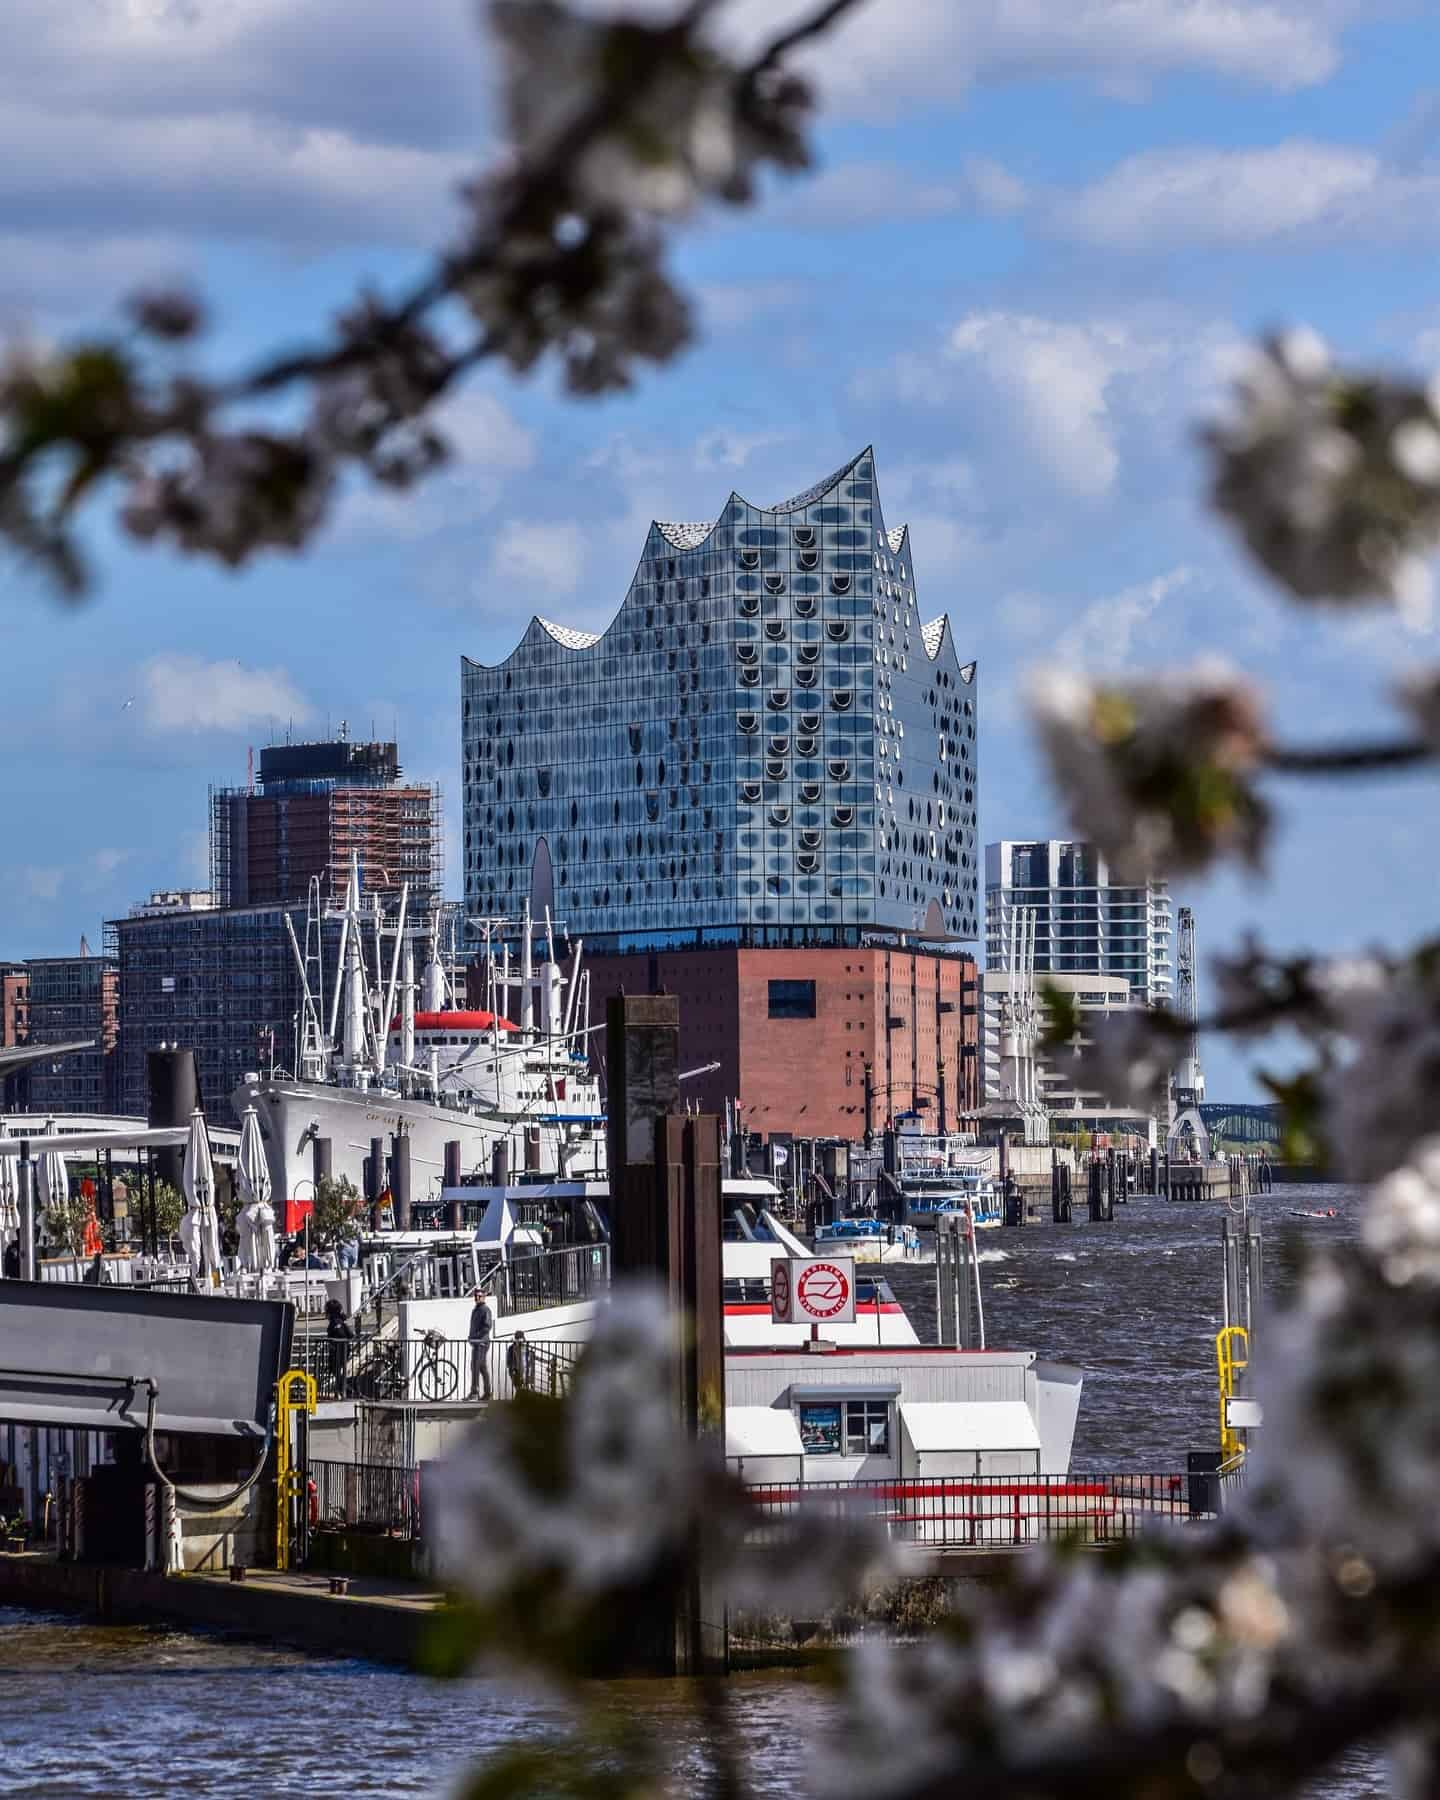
0,1550 -> 447,1667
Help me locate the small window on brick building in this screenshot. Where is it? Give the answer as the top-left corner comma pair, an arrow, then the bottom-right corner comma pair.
768,979 -> 816,1020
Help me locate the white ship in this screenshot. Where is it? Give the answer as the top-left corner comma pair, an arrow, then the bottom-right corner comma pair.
234,863 -> 605,1208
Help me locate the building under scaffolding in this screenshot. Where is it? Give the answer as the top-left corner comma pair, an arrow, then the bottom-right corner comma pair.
209,736 -> 442,912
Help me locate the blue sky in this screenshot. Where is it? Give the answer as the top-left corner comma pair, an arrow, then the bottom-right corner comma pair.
2,0 -> 1437,1100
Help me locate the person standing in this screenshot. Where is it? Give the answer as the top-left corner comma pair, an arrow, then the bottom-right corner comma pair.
506,1329 -> 534,1394
467,1286 -> 494,1401
323,1297 -> 354,1398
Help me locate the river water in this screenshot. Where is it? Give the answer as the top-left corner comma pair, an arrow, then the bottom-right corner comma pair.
0,1185 -> 1383,1796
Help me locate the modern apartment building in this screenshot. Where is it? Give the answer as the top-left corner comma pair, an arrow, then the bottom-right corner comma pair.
982,840 -> 1175,1132
984,840 -> 1172,1006
461,447 -> 981,1135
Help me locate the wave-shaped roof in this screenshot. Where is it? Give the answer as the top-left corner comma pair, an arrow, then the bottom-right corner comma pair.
770,446 -> 870,513
465,448 -> 966,677
537,618 -> 600,650
655,521 -> 713,550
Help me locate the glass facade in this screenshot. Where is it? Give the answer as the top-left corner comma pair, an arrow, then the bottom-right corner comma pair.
461,448 -> 979,946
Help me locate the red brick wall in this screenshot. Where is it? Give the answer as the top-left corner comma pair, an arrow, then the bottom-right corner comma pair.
582,944 -> 978,1141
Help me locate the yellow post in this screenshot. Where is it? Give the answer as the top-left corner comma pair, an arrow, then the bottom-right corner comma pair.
1215,1325 -> 1249,1464
274,1369 -> 317,1572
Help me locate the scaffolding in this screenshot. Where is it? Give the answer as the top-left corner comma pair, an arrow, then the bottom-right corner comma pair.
208,777 -> 442,910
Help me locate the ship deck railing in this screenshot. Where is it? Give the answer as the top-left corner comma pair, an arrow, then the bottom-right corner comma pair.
742,1469 -> 1232,1550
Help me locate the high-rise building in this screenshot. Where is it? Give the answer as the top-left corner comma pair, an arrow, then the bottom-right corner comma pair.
23,954 -> 118,1116
984,841 -> 1172,1005
982,840 -> 1174,1133
210,735 -> 442,912
461,448 -> 981,1135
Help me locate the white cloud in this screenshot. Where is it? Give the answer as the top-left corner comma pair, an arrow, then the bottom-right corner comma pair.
694,428 -> 791,472
1050,139 -> 1440,249
138,655 -> 314,735
730,0 -> 1359,114
333,388 -> 537,543
1053,565 -> 1198,665
947,312 -> 1173,496
490,521 -> 585,597
0,103 -> 470,253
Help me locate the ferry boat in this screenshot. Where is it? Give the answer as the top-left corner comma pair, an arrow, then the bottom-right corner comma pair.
893,1127 -> 1002,1230
235,866 -> 606,1212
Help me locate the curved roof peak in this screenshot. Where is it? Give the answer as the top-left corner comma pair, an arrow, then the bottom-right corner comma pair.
655,520 -> 714,550
769,445 -> 874,513
885,524 -> 907,554
536,617 -> 600,651
921,617 -> 947,659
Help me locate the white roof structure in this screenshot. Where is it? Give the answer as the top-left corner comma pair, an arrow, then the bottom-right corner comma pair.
726,1406 -> 805,1460
655,520 -> 714,549
921,617 -> 947,658
536,618 -> 601,651
899,1400 -> 1040,1453
771,448 -> 869,513
885,525 -> 907,553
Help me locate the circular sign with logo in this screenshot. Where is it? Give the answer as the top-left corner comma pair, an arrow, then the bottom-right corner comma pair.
770,1260 -> 791,1321
796,1261 -> 851,1320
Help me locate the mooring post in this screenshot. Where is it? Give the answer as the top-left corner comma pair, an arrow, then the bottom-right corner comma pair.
605,993 -> 726,1676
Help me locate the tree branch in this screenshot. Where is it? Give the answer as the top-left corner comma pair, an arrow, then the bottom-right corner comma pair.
1263,740 -> 1433,773
748,0 -> 870,74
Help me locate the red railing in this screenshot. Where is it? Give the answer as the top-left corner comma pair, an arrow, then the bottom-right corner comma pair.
741,1470 -> 1205,1548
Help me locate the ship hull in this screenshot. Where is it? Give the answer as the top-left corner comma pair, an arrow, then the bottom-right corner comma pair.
234,1075 -> 606,1203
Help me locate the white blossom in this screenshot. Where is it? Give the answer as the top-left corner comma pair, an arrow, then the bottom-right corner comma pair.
1322,961 -> 1440,1181
433,1281 -> 704,1604
490,0 -> 809,222
1362,1138 -> 1440,1286
1027,659 -> 1269,880
1205,329 -> 1440,624
1256,1217 -> 1440,1574
1062,1008 -> 1178,1112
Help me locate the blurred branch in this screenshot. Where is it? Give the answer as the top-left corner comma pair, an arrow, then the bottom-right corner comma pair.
1264,740 -> 1433,773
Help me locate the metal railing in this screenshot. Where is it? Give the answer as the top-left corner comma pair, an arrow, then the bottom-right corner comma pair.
485,1243 -> 609,1316
741,1470 -> 1213,1549
294,1333 -> 589,1404
309,1458 -> 420,1538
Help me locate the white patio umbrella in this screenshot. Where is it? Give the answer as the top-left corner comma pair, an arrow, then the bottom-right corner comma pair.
0,1150 -> 17,1244
34,1145 -> 69,1246
180,1108 -> 222,1286
235,1105 -> 277,1273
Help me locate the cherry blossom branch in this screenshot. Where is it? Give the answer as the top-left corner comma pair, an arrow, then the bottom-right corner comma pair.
0,0 -> 873,596
1263,739 -> 1433,773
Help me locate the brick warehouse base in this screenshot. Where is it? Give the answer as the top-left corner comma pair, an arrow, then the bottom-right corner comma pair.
582,944 -> 979,1140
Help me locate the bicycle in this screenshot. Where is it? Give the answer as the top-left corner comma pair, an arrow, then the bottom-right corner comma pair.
414,1329 -> 459,1402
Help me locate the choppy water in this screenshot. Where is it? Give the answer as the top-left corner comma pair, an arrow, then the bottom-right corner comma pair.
884,1181 -> 1361,1467
0,1610 -> 838,1798
0,1184 -> 1382,1795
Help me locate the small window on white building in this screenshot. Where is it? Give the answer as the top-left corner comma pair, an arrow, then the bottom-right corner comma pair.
797,1399 -> 890,1456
